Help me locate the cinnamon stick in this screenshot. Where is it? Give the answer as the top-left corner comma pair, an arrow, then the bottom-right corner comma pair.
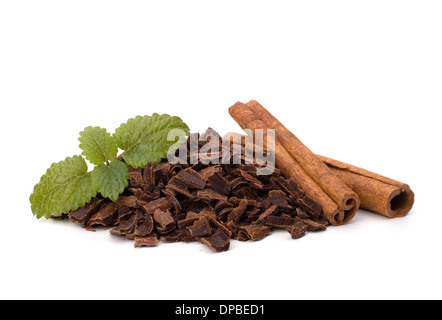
229,101 -> 360,225
225,124 -> 415,219
317,155 -> 414,218
244,99 -> 415,218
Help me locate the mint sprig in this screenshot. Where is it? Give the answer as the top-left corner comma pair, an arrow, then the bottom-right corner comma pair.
30,114 -> 190,219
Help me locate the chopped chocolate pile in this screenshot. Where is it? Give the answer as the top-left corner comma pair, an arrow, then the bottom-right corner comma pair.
68,129 -> 328,252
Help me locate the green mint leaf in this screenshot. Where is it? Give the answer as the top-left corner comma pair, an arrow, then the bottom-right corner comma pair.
79,126 -> 118,165
30,155 -> 96,219
114,114 -> 190,168
91,161 -> 129,202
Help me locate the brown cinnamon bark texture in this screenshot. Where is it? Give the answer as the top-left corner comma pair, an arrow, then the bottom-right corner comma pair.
227,99 -> 415,219
226,132 -> 415,218
317,155 -> 414,218
229,101 -> 360,225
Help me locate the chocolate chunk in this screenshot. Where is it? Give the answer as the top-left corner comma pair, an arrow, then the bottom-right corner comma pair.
256,204 -> 278,224
296,207 -> 310,219
175,168 -> 206,189
230,177 -> 248,190
231,186 -> 258,199
87,202 -> 117,227
119,215 -> 137,234
196,189 -> 228,202
69,199 -> 105,226
229,197 -> 262,208
109,227 -> 125,236
235,231 -> 250,241
126,233 -> 136,240
268,190 -> 292,209
115,196 -> 138,208
166,194 -> 182,214
154,162 -> 173,185
187,217 -> 212,237
207,216 -> 232,237
296,196 -> 322,217
286,220 -> 308,239
244,207 -> 261,220
129,188 -> 152,202
239,170 -> 264,189
153,209 -> 175,231
227,199 -> 248,223
218,207 -> 234,221
166,178 -> 194,198
114,207 -> 132,225
207,172 -> 231,195
199,208 -> 217,220
314,216 -> 329,227
141,197 -> 172,214
239,225 -> 271,241
198,165 -> 221,181
134,235 -> 159,248
302,218 -> 327,231
200,229 -> 230,252
214,200 -> 234,213
273,177 -> 303,198
129,169 -> 144,188
178,217 -> 200,241
160,229 -> 182,243
142,162 -> 156,192
134,215 -> 154,237
178,217 -> 200,229
265,215 -> 295,228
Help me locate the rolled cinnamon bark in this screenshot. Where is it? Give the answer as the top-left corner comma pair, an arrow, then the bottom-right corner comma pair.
317,155 -> 415,218
225,131 -> 415,219
229,101 -> 360,225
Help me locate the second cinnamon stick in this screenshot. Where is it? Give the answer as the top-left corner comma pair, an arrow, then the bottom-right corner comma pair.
317,155 -> 415,218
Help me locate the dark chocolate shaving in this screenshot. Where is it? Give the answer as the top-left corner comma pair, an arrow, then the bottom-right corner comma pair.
265,215 -> 295,228
134,235 -> 159,248
207,172 -> 231,195
129,169 -> 144,188
296,196 -> 322,217
187,217 -> 212,237
69,199 -> 104,226
115,196 -> 138,209
196,189 -> 228,202
200,229 -> 230,252
87,202 -> 116,227
175,168 -> 206,189
134,215 -> 154,237
286,220 -> 308,239
239,225 -> 271,241
227,199 -> 248,224
68,128 -> 328,252
302,218 -> 327,231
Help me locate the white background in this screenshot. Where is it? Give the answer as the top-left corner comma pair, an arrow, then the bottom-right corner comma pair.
1,1 -> 441,300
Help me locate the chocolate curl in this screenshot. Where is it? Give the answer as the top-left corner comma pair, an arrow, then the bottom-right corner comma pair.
229,101 -> 360,226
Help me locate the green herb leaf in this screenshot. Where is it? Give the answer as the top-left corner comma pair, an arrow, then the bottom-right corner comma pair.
114,114 -> 190,168
91,161 -> 129,202
29,155 -> 96,219
79,126 -> 118,165
30,113 -> 190,219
